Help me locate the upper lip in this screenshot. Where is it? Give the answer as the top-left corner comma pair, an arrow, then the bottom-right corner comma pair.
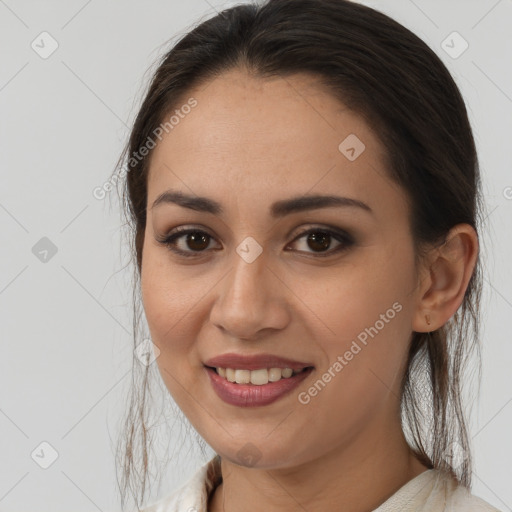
204,353 -> 314,371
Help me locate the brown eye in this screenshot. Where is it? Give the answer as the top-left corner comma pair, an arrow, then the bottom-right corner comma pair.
288,227 -> 353,257
157,225 -> 353,259
183,232 -> 210,251
157,228 -> 218,257
305,232 -> 331,252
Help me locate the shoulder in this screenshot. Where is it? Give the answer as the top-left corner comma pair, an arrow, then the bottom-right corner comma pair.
430,469 -> 502,512
140,456 -> 222,512
448,484 -> 503,512
374,468 -> 503,512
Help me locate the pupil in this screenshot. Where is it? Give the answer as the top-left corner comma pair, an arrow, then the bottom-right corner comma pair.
308,232 -> 330,252
187,232 -> 209,251
183,232 -> 332,252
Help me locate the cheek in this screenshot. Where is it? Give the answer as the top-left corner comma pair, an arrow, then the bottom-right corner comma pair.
140,248 -> 198,355
299,250 -> 413,340
298,283 -> 412,439
298,244 -> 416,387
140,253 -> 206,411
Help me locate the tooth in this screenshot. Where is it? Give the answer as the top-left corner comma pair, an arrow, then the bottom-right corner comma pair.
250,369 -> 269,385
268,368 -> 282,382
218,366 -> 302,384
235,369 -> 251,384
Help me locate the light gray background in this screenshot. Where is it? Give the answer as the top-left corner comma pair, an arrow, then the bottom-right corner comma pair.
1,0 -> 511,511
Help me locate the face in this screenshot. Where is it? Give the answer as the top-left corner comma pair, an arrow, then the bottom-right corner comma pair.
140,68 -> 422,469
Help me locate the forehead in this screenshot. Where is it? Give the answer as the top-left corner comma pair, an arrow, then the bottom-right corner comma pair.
147,68 -> 402,217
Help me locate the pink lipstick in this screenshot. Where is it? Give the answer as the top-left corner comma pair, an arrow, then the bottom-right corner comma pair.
204,353 -> 314,407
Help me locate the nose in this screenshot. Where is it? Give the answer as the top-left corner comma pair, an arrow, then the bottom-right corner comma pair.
209,250 -> 291,341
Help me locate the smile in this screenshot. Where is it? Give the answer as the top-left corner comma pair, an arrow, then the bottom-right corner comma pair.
205,366 -> 314,407
212,367 -> 306,385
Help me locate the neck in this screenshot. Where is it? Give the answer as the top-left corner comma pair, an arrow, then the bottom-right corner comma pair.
208,417 -> 429,512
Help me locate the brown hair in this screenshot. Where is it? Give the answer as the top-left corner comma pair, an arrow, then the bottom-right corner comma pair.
112,0 -> 485,509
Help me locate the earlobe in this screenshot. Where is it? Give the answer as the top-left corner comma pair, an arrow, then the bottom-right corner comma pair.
412,224 -> 479,333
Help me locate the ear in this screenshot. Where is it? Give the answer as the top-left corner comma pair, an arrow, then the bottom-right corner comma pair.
412,224 -> 479,333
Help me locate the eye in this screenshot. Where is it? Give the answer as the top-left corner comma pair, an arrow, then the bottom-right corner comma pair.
156,225 -> 354,258
287,227 -> 353,257
156,226 -> 219,257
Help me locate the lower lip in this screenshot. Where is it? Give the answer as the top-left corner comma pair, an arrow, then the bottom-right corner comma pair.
205,366 -> 313,407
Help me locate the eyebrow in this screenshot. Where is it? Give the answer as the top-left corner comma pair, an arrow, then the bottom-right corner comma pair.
151,190 -> 373,217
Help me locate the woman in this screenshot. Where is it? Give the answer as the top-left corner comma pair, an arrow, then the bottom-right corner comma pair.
114,0 -> 501,510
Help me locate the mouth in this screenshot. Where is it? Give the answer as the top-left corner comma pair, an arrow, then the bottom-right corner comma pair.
203,352 -> 314,373
206,366 -> 312,386
203,352 -> 315,406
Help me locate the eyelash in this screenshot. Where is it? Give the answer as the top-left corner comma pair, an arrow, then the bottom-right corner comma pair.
156,225 -> 354,259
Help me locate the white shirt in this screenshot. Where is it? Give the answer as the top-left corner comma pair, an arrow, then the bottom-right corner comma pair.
142,455 -> 502,512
